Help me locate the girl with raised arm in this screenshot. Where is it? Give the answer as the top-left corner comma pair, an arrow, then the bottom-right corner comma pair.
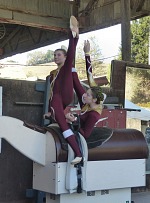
44,16 -> 82,165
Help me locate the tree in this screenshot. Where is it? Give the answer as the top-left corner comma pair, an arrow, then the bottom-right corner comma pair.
26,50 -> 54,65
131,17 -> 149,64
130,16 -> 150,105
117,16 -> 150,106
117,16 -> 150,64
45,50 -> 54,63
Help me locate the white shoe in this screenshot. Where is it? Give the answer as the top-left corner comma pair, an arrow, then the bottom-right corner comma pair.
70,16 -> 79,38
71,156 -> 82,165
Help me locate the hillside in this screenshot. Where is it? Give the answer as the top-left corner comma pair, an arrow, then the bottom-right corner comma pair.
0,62 -> 57,80
0,61 -> 109,81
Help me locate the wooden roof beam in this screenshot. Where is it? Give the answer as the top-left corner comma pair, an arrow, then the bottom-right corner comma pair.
131,0 -> 146,12
80,0 -> 99,16
0,8 -> 69,32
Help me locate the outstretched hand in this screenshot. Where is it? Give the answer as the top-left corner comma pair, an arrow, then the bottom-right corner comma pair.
83,40 -> 90,54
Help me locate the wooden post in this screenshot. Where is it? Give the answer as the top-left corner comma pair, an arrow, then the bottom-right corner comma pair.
121,0 -> 131,61
148,27 -> 150,65
0,86 -> 2,152
0,48 -> 4,55
0,86 -> 2,116
110,60 -> 126,107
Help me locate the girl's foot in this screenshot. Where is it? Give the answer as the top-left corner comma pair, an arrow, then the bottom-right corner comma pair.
71,156 -> 82,165
70,16 -> 79,38
61,45 -> 67,52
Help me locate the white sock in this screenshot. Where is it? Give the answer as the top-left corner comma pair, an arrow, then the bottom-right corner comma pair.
72,67 -> 77,72
62,129 -> 74,138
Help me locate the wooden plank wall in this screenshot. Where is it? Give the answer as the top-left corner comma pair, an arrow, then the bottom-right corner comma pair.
0,79 -> 44,203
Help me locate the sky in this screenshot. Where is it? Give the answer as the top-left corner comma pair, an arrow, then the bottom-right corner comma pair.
0,24 -> 121,65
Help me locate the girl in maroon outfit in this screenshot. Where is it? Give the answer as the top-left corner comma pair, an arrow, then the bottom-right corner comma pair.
66,40 -> 104,139
44,16 -> 82,165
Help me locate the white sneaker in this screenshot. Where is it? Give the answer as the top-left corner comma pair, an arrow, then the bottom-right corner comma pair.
70,16 -> 79,38
71,156 -> 82,165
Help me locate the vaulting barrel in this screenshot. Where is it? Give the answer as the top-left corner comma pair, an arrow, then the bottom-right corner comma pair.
0,116 -> 148,203
44,125 -> 149,162
22,120 -> 150,203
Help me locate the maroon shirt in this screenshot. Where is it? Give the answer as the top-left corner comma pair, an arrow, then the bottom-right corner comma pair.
72,55 -> 102,138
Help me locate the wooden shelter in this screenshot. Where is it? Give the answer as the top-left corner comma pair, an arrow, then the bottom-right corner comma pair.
0,0 -> 149,60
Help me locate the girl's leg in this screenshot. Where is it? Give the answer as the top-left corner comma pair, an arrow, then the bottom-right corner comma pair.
60,16 -> 79,105
60,33 -> 78,104
51,95 -> 82,164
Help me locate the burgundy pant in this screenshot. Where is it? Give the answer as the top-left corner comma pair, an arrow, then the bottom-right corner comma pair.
49,33 -> 78,132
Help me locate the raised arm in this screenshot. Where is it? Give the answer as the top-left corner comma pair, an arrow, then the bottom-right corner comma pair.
83,40 -> 97,87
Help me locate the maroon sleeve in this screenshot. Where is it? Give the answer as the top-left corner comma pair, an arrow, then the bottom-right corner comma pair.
80,111 -> 100,138
85,55 -> 97,87
85,55 -> 92,74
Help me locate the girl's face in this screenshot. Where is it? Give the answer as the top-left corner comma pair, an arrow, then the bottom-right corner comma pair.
83,89 -> 96,104
54,50 -> 66,66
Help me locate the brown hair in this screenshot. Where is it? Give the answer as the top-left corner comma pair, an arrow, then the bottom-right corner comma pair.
54,49 -> 67,56
90,86 -> 104,104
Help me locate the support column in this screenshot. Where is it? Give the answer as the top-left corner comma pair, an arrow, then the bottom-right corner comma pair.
121,0 -> 131,61
0,86 -> 2,116
148,27 -> 150,65
110,60 -> 126,107
0,86 -> 2,152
